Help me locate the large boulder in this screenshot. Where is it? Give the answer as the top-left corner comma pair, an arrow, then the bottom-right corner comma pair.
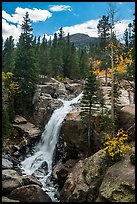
96,156 -> 135,202
65,82 -> 83,96
2,169 -> 23,194
52,159 -> 77,191
33,91 -> 62,126
61,107 -> 88,160
60,148 -> 135,202
13,116 -> 41,139
2,169 -> 42,194
60,150 -> 108,202
117,104 -> 135,141
8,184 -> 52,202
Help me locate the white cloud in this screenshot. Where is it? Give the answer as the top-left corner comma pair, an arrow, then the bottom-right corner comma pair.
2,6 -> 132,45
2,7 -> 52,24
2,18 -> 21,42
2,7 -> 52,42
61,19 -> 100,38
59,19 -> 132,40
49,5 -> 72,12
114,20 -> 132,39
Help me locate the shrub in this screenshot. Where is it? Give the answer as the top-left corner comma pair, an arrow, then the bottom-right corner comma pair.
103,129 -> 131,163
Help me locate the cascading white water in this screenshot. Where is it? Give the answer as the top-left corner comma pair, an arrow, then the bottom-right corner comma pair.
20,92 -> 83,202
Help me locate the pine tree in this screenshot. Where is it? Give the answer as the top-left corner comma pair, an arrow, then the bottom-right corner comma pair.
97,15 -> 111,50
79,47 -> 90,78
69,43 -> 80,79
97,15 -> 111,84
50,32 -> 63,77
62,33 -> 71,78
2,36 -> 15,72
14,12 -> 38,115
80,68 -> 101,152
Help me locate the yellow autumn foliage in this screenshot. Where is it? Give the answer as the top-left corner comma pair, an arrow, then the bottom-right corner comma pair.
2,71 -> 21,97
103,129 -> 131,162
2,71 -> 13,81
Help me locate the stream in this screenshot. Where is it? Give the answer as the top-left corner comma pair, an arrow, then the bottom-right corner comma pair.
20,92 -> 83,202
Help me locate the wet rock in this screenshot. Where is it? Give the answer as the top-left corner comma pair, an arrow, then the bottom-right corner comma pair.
8,184 -> 52,202
2,196 -> 20,202
22,175 -> 43,187
2,158 -> 13,170
57,168 -> 68,190
2,169 -> 23,194
52,159 -> 77,191
32,161 -> 49,178
11,145 -> 20,153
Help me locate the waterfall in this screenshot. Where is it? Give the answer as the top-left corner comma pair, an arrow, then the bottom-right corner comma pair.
20,92 -> 83,201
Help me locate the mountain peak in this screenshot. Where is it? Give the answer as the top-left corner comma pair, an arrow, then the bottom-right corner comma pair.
64,33 -> 98,47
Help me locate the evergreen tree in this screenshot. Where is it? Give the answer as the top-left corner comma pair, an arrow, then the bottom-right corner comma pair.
62,33 -> 71,78
123,28 -> 129,47
14,12 -> 38,115
69,43 -> 80,79
39,34 -> 53,77
80,68 -> 101,152
97,15 -> 111,50
97,15 -> 111,84
79,47 -> 90,78
2,36 -> 15,72
50,32 -> 63,77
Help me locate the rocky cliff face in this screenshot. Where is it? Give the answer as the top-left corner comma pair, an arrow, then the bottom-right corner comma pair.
33,77 -> 83,127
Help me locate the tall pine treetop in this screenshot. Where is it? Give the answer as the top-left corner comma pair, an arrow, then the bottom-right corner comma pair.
20,12 -> 33,46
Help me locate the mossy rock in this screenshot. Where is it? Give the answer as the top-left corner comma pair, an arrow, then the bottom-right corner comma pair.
83,150 -> 108,185
97,157 -> 135,202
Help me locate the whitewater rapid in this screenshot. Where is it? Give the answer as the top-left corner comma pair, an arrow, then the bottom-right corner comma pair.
20,92 -> 83,201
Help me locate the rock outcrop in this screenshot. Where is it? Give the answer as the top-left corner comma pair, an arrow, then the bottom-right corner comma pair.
61,107 -> 87,160
13,115 -> 41,140
2,169 -> 23,194
2,169 -> 51,202
117,104 -> 135,141
8,184 -> 52,202
96,156 -> 135,202
60,149 -> 135,202
2,158 -> 13,170
60,150 -> 109,202
33,77 -> 83,126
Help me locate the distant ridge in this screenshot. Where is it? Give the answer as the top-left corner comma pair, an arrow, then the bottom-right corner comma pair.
64,33 -> 99,48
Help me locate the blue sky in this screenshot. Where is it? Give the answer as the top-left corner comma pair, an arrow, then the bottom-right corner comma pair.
2,2 -> 135,43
